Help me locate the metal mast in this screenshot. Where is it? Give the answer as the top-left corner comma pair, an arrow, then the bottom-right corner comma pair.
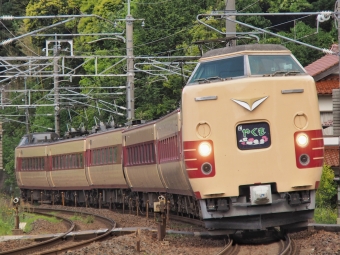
225,0 -> 236,46
126,0 -> 134,120
53,39 -> 60,136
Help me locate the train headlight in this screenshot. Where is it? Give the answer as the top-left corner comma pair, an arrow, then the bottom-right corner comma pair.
198,142 -> 212,157
296,133 -> 309,147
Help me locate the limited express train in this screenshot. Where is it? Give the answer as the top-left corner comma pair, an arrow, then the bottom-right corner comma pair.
15,44 -> 323,232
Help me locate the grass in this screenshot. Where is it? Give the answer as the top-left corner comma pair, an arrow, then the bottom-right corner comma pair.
314,206 -> 337,224
70,213 -> 95,224
22,213 -> 62,233
0,194 -> 61,235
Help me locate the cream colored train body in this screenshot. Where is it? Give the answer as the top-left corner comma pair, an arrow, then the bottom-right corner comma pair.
182,44 -> 323,229
15,44 -> 323,232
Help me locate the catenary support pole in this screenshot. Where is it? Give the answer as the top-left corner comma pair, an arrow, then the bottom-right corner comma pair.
126,0 -> 134,120
53,39 -> 60,136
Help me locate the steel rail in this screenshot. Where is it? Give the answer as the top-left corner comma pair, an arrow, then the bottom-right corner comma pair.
214,238 -> 234,255
0,210 -> 75,255
32,207 -> 116,255
279,234 -> 292,255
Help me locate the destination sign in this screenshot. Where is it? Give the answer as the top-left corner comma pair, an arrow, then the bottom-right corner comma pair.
236,122 -> 271,150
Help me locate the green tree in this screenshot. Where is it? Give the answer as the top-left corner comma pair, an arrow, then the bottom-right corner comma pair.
316,164 -> 337,207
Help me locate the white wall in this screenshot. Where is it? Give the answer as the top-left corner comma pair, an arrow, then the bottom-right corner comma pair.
318,95 -> 332,112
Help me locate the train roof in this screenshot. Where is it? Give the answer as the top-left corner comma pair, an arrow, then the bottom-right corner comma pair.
202,44 -> 290,59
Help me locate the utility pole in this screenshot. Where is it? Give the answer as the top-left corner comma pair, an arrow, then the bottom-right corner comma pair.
24,77 -> 30,135
126,0 -> 134,120
116,0 -> 144,121
225,0 -> 236,46
53,39 -> 60,136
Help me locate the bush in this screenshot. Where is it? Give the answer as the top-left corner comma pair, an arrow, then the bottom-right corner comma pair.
314,164 -> 338,223
314,206 -> 337,224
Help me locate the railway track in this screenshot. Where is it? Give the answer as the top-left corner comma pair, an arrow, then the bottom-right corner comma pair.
214,233 -> 298,255
279,235 -> 298,255
1,207 -> 116,255
0,209 -> 75,255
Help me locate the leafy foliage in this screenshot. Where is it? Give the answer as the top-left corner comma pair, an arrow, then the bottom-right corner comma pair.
316,164 -> 337,208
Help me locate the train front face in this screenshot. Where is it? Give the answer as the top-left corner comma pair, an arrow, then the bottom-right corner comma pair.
181,44 -> 323,231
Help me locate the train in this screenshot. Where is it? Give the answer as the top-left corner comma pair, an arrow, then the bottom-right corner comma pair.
15,44 -> 324,233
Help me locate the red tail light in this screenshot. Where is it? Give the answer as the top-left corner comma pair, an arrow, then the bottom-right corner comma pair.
294,130 -> 324,169
183,140 -> 215,178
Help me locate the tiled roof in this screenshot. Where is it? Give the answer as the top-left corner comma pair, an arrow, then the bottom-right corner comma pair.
304,54 -> 338,77
316,75 -> 339,95
324,147 -> 339,167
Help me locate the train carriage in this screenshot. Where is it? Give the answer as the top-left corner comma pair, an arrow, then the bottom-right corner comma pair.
86,128 -> 126,189
16,134 -> 52,190
48,137 -> 87,190
182,44 -> 323,230
155,110 -> 192,196
122,121 -> 165,192
16,133 -> 57,201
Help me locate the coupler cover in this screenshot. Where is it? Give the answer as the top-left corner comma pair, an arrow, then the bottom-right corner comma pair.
250,185 -> 272,205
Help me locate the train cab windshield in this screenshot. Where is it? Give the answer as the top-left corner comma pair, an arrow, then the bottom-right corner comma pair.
188,56 -> 244,84
187,54 -> 305,84
248,55 -> 305,76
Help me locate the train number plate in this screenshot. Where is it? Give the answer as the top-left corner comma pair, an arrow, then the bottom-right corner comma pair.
236,122 -> 271,150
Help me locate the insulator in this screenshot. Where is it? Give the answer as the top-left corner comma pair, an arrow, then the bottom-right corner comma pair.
1,39 -> 13,45
1,15 -> 13,20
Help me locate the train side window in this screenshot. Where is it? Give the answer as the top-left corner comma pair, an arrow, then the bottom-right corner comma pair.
63,155 -> 66,169
134,147 -> 137,164
144,144 -> 147,163
128,148 -> 131,165
151,144 -> 155,163
79,154 -> 82,168
73,154 -> 75,168
141,145 -> 144,163
92,150 -> 95,165
146,144 -> 149,163
113,147 -> 117,163
64,155 -> 67,169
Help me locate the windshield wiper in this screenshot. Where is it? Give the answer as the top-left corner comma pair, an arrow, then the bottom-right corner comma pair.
195,78 -> 209,84
271,71 -> 287,76
285,71 -> 300,76
195,76 -> 222,84
206,76 -> 221,81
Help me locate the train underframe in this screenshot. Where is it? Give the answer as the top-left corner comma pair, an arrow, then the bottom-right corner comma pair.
199,186 -> 316,232
20,187 -> 314,233
20,188 -> 201,219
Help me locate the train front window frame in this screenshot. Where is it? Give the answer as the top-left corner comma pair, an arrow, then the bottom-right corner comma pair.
248,55 -> 305,76
188,55 -> 245,84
